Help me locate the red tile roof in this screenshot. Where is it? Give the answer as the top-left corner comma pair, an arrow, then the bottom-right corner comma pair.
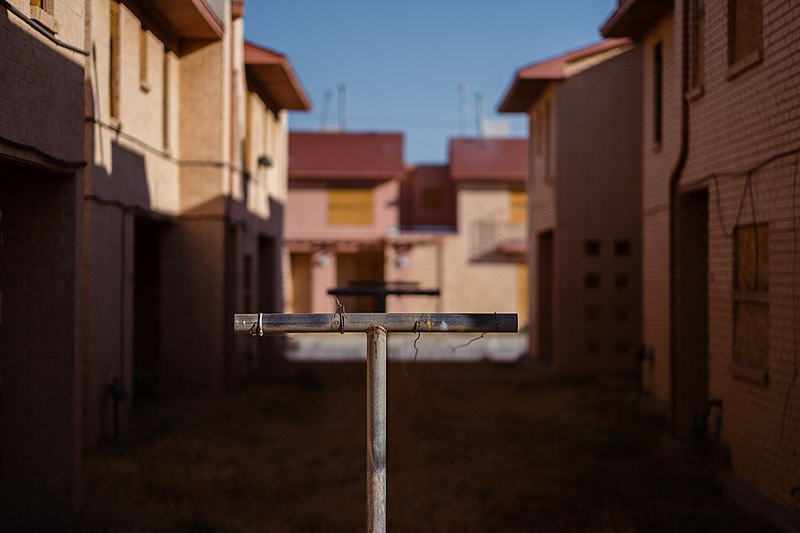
497,39 -> 631,113
600,0 -> 673,39
245,42 -> 311,111
289,132 -> 404,181
449,138 -> 527,181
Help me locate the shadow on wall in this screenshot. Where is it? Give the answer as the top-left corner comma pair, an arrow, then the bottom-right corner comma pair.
85,140 -> 155,446
0,8 -> 86,529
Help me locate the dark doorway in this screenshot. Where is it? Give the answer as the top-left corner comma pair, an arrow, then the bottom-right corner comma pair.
673,189 -> 709,436
336,251 -> 384,312
258,236 -> 282,364
291,252 -> 313,313
133,217 -> 164,407
537,230 -> 554,362
258,236 -> 279,313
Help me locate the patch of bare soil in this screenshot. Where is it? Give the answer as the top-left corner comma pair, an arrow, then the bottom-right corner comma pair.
78,361 -> 777,532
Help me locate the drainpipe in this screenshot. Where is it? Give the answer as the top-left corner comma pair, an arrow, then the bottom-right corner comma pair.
668,0 -> 691,435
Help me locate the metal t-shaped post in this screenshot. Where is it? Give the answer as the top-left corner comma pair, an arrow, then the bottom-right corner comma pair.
234,312 -> 518,533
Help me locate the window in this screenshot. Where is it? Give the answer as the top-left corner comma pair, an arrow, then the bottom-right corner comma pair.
544,101 -> 553,183
30,0 -> 52,11
689,0 -> 706,92
510,190 -> 527,224
584,240 -> 601,256
585,338 -> 602,355
162,48 -> 170,148
653,43 -> 663,144
535,110 -> 543,154
241,172 -> 251,207
615,339 -> 631,357
109,0 -> 120,119
328,188 -> 373,225
615,239 -> 631,257
139,25 -> 150,91
614,272 -> 630,289
584,272 -> 601,289
584,305 -> 601,322
728,0 -> 762,75
616,305 -> 631,322
733,223 -> 769,381
29,1 -> 56,33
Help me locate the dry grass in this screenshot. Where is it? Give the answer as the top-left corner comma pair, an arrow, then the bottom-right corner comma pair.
78,361 -> 776,532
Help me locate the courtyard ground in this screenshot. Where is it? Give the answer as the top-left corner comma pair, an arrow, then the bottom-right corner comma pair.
77,360 -> 777,532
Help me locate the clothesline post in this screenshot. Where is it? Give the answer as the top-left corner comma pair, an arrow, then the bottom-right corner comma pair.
234,312 -> 518,533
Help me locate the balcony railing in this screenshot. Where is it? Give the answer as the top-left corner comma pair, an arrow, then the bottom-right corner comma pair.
469,219 -> 527,261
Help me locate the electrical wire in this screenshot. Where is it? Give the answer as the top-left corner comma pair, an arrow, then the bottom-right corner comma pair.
1,0 -> 89,56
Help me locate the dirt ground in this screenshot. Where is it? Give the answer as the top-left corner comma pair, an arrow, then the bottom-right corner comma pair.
77,361 -> 777,532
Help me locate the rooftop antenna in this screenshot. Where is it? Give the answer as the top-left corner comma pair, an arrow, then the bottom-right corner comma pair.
338,84 -> 348,131
475,93 -> 486,138
458,83 -> 469,137
318,90 -> 333,131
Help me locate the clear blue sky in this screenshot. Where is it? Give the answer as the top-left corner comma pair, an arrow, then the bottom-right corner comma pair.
244,1 -> 618,164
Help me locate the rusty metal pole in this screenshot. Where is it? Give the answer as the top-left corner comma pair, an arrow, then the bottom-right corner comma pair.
366,325 -> 387,533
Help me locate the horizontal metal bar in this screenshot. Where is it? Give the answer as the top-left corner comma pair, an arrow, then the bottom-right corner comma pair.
328,288 -> 440,296
234,313 -> 518,334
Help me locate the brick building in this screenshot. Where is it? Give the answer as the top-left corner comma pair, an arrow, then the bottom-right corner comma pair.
1,0 -> 87,527
0,0 -> 308,527
498,39 -> 643,374
603,0 -> 800,517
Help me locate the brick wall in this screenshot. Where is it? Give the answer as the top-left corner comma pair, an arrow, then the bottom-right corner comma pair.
641,14 -> 681,403
159,218 -> 227,397
525,46 -> 643,374
0,0 -> 85,164
527,84 -> 558,361
555,45 -> 643,374
680,0 -> 800,510
0,2 -> 86,527
0,172 -> 81,529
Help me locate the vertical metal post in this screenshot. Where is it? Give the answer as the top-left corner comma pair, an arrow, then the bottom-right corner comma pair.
366,326 -> 387,533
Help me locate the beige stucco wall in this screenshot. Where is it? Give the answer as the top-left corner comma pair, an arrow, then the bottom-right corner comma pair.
439,184 -> 526,320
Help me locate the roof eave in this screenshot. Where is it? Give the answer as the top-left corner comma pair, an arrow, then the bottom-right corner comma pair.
288,171 -> 404,181
497,78 -> 550,113
600,0 -> 673,39
148,0 -> 224,42
245,42 -> 311,111
451,173 -> 527,182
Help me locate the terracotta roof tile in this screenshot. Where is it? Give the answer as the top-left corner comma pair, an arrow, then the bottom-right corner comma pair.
449,138 -> 527,181
497,38 -> 631,113
289,131 -> 404,180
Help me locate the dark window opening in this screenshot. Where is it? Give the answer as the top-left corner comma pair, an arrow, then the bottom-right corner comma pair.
584,272 -> 601,289
653,43 -> 663,144
584,240 -> 601,256
584,305 -> 601,321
